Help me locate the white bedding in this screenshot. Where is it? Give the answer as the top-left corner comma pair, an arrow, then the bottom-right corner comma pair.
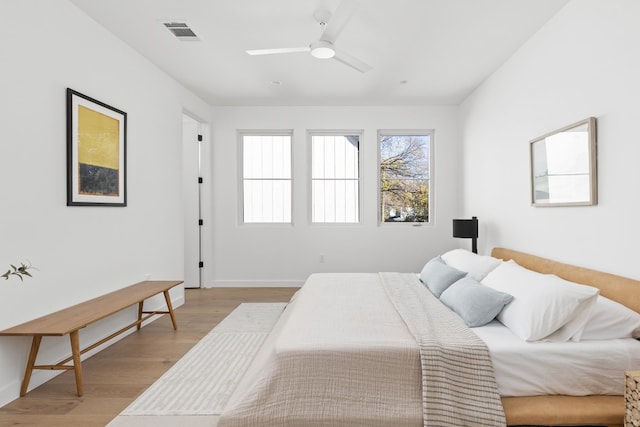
219,273 -> 424,427
219,272 -> 639,426
475,319 -> 640,396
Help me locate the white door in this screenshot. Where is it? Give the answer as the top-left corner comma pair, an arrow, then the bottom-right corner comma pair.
182,114 -> 202,288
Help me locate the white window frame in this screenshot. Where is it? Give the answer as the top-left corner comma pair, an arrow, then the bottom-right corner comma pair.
308,130 -> 363,225
377,129 -> 434,226
238,130 -> 293,226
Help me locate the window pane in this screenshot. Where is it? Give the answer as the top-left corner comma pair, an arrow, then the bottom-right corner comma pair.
242,134 -> 291,223
323,136 -> 335,178
243,179 -> 292,223
311,134 -> 360,223
345,137 -> 358,179
335,139 -> 346,179
312,136 -> 324,179
380,133 -> 431,223
262,136 -> 273,179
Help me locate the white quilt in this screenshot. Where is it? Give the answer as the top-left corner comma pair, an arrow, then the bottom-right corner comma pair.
218,273 -> 505,427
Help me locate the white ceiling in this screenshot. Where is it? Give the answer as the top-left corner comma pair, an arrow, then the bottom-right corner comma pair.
70,0 -> 569,106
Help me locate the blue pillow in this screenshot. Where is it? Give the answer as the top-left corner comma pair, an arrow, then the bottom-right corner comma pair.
440,277 -> 513,327
419,257 -> 467,297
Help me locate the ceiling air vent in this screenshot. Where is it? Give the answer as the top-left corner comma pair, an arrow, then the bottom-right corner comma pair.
163,21 -> 200,41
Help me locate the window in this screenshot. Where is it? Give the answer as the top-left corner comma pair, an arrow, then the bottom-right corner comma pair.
241,132 -> 292,223
310,132 -> 361,223
379,131 -> 432,223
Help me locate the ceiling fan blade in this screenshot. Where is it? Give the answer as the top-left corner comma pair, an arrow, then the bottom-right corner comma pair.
320,0 -> 358,43
246,47 -> 310,56
333,47 -> 372,73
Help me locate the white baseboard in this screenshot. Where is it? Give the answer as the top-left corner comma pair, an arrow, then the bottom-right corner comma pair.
207,279 -> 303,288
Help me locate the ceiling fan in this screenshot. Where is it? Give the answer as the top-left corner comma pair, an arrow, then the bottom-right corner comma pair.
245,0 -> 372,73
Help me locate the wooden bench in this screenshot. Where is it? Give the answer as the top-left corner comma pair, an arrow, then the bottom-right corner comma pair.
0,280 -> 183,397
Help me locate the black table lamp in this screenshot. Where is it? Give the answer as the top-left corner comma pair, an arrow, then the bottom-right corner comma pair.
452,216 -> 479,254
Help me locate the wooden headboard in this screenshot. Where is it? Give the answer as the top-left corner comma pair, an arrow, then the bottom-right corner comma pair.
492,247 -> 640,314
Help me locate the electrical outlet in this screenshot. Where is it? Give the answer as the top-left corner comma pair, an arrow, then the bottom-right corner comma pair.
319,254 -> 325,263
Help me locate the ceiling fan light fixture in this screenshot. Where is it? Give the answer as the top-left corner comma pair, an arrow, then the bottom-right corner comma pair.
310,40 -> 335,59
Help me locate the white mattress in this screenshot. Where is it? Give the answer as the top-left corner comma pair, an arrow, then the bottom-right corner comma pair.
474,319 -> 640,396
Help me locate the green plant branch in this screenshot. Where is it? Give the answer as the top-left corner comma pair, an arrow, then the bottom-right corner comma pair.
2,262 -> 37,281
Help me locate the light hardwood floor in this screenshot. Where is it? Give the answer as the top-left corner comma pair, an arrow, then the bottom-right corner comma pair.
0,287 -> 298,427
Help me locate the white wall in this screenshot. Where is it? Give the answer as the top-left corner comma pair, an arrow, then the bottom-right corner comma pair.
459,0 -> 640,278
207,105 -> 461,286
0,0 -> 210,405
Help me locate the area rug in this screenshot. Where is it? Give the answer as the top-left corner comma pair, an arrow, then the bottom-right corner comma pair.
107,302 -> 286,426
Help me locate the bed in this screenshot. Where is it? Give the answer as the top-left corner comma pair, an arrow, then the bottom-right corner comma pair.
492,248 -> 640,427
218,248 -> 640,427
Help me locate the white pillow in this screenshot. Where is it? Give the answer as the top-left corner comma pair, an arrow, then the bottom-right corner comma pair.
581,295 -> 640,340
441,249 -> 501,281
481,260 -> 599,342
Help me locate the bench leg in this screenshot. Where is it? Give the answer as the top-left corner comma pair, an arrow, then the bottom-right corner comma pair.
137,301 -> 144,330
20,335 -> 42,396
69,330 -> 83,396
163,290 -> 178,330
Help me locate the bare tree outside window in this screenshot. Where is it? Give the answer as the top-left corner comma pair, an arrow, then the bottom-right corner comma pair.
379,133 -> 431,223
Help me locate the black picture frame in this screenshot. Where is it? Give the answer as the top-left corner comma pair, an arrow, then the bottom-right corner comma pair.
67,88 -> 127,206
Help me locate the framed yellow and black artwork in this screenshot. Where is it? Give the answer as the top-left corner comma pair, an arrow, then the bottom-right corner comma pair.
66,88 -> 126,206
